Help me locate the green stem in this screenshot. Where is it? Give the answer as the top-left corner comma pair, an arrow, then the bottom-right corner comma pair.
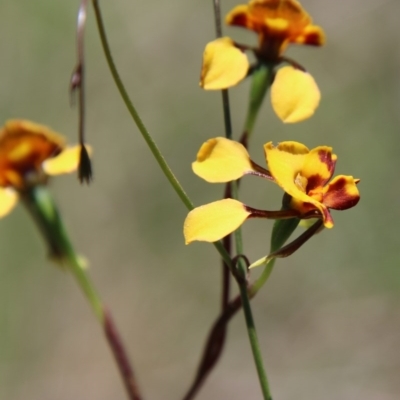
251,217 -> 300,293
214,240 -> 233,267
21,185 -> 142,400
21,186 -> 103,320
231,181 -> 244,255
243,64 -> 273,139
92,0 -> 192,211
92,5 -> 273,397
68,252 -> 104,319
222,60 -> 275,394
236,265 -> 272,400
91,0 -> 232,269
230,182 -> 271,398
250,259 -> 276,295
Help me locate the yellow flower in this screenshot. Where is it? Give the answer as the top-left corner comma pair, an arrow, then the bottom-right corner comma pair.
200,0 -> 325,123
184,138 -> 360,243
265,142 -> 360,228
226,0 -> 325,60
0,119 -> 91,217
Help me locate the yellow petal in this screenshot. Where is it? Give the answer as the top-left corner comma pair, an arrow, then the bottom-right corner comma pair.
264,141 -> 309,177
302,146 -> 336,185
200,37 -> 249,90
43,145 -> 92,176
0,187 -> 18,218
271,66 -> 320,123
265,141 -> 331,226
265,141 -> 309,198
4,119 -> 66,147
184,199 -> 251,244
322,175 -> 360,210
193,137 -> 253,182
265,141 -> 317,204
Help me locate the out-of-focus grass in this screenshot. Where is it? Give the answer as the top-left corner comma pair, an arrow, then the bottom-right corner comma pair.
0,1 -> 399,399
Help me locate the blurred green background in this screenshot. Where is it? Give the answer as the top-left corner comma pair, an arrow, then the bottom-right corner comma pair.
0,0 -> 399,399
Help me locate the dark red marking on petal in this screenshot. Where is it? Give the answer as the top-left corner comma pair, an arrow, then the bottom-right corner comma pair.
303,31 -> 324,46
323,177 -> 360,210
228,13 -> 251,29
306,173 -> 325,192
305,149 -> 336,190
318,149 -> 336,177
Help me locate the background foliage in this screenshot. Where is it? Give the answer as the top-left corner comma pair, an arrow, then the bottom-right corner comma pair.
0,0 -> 399,399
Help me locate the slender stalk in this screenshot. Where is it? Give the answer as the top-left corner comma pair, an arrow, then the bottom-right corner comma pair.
237,275 -> 272,400
250,259 -> 276,295
67,246 -> 104,321
181,261 -> 275,400
231,216 -> 272,399
182,294 -> 242,400
221,183 -> 232,310
91,0 -> 232,269
231,181 -> 244,255
21,187 -> 103,318
187,214 -> 303,395
213,0 -> 233,307
92,0 -> 191,210
228,61 -> 273,398
21,186 -> 142,400
212,0 -> 232,140
232,182 -> 271,400
212,0 -> 222,38
75,0 -> 88,149
181,276 -> 271,400
71,0 -> 93,182
182,4 -> 234,398
104,309 -> 143,400
214,0 -> 232,333
251,217 -> 300,292
210,49 -> 272,398
93,3 -> 275,398
230,136 -> 271,399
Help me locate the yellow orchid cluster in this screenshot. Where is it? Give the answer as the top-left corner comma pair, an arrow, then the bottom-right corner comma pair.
184,138 -> 360,244
185,0 -> 360,258
0,1 -> 365,397
200,0 -> 325,123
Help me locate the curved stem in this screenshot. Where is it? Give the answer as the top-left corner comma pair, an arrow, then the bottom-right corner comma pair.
91,0 -> 232,269
21,186 -> 142,400
181,259 -> 276,400
92,3 -> 275,399
251,217 -> 300,292
250,259 -> 276,295
182,294 -> 242,400
92,0 -> 191,211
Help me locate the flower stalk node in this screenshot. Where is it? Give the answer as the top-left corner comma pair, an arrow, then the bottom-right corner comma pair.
232,254 -> 251,284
